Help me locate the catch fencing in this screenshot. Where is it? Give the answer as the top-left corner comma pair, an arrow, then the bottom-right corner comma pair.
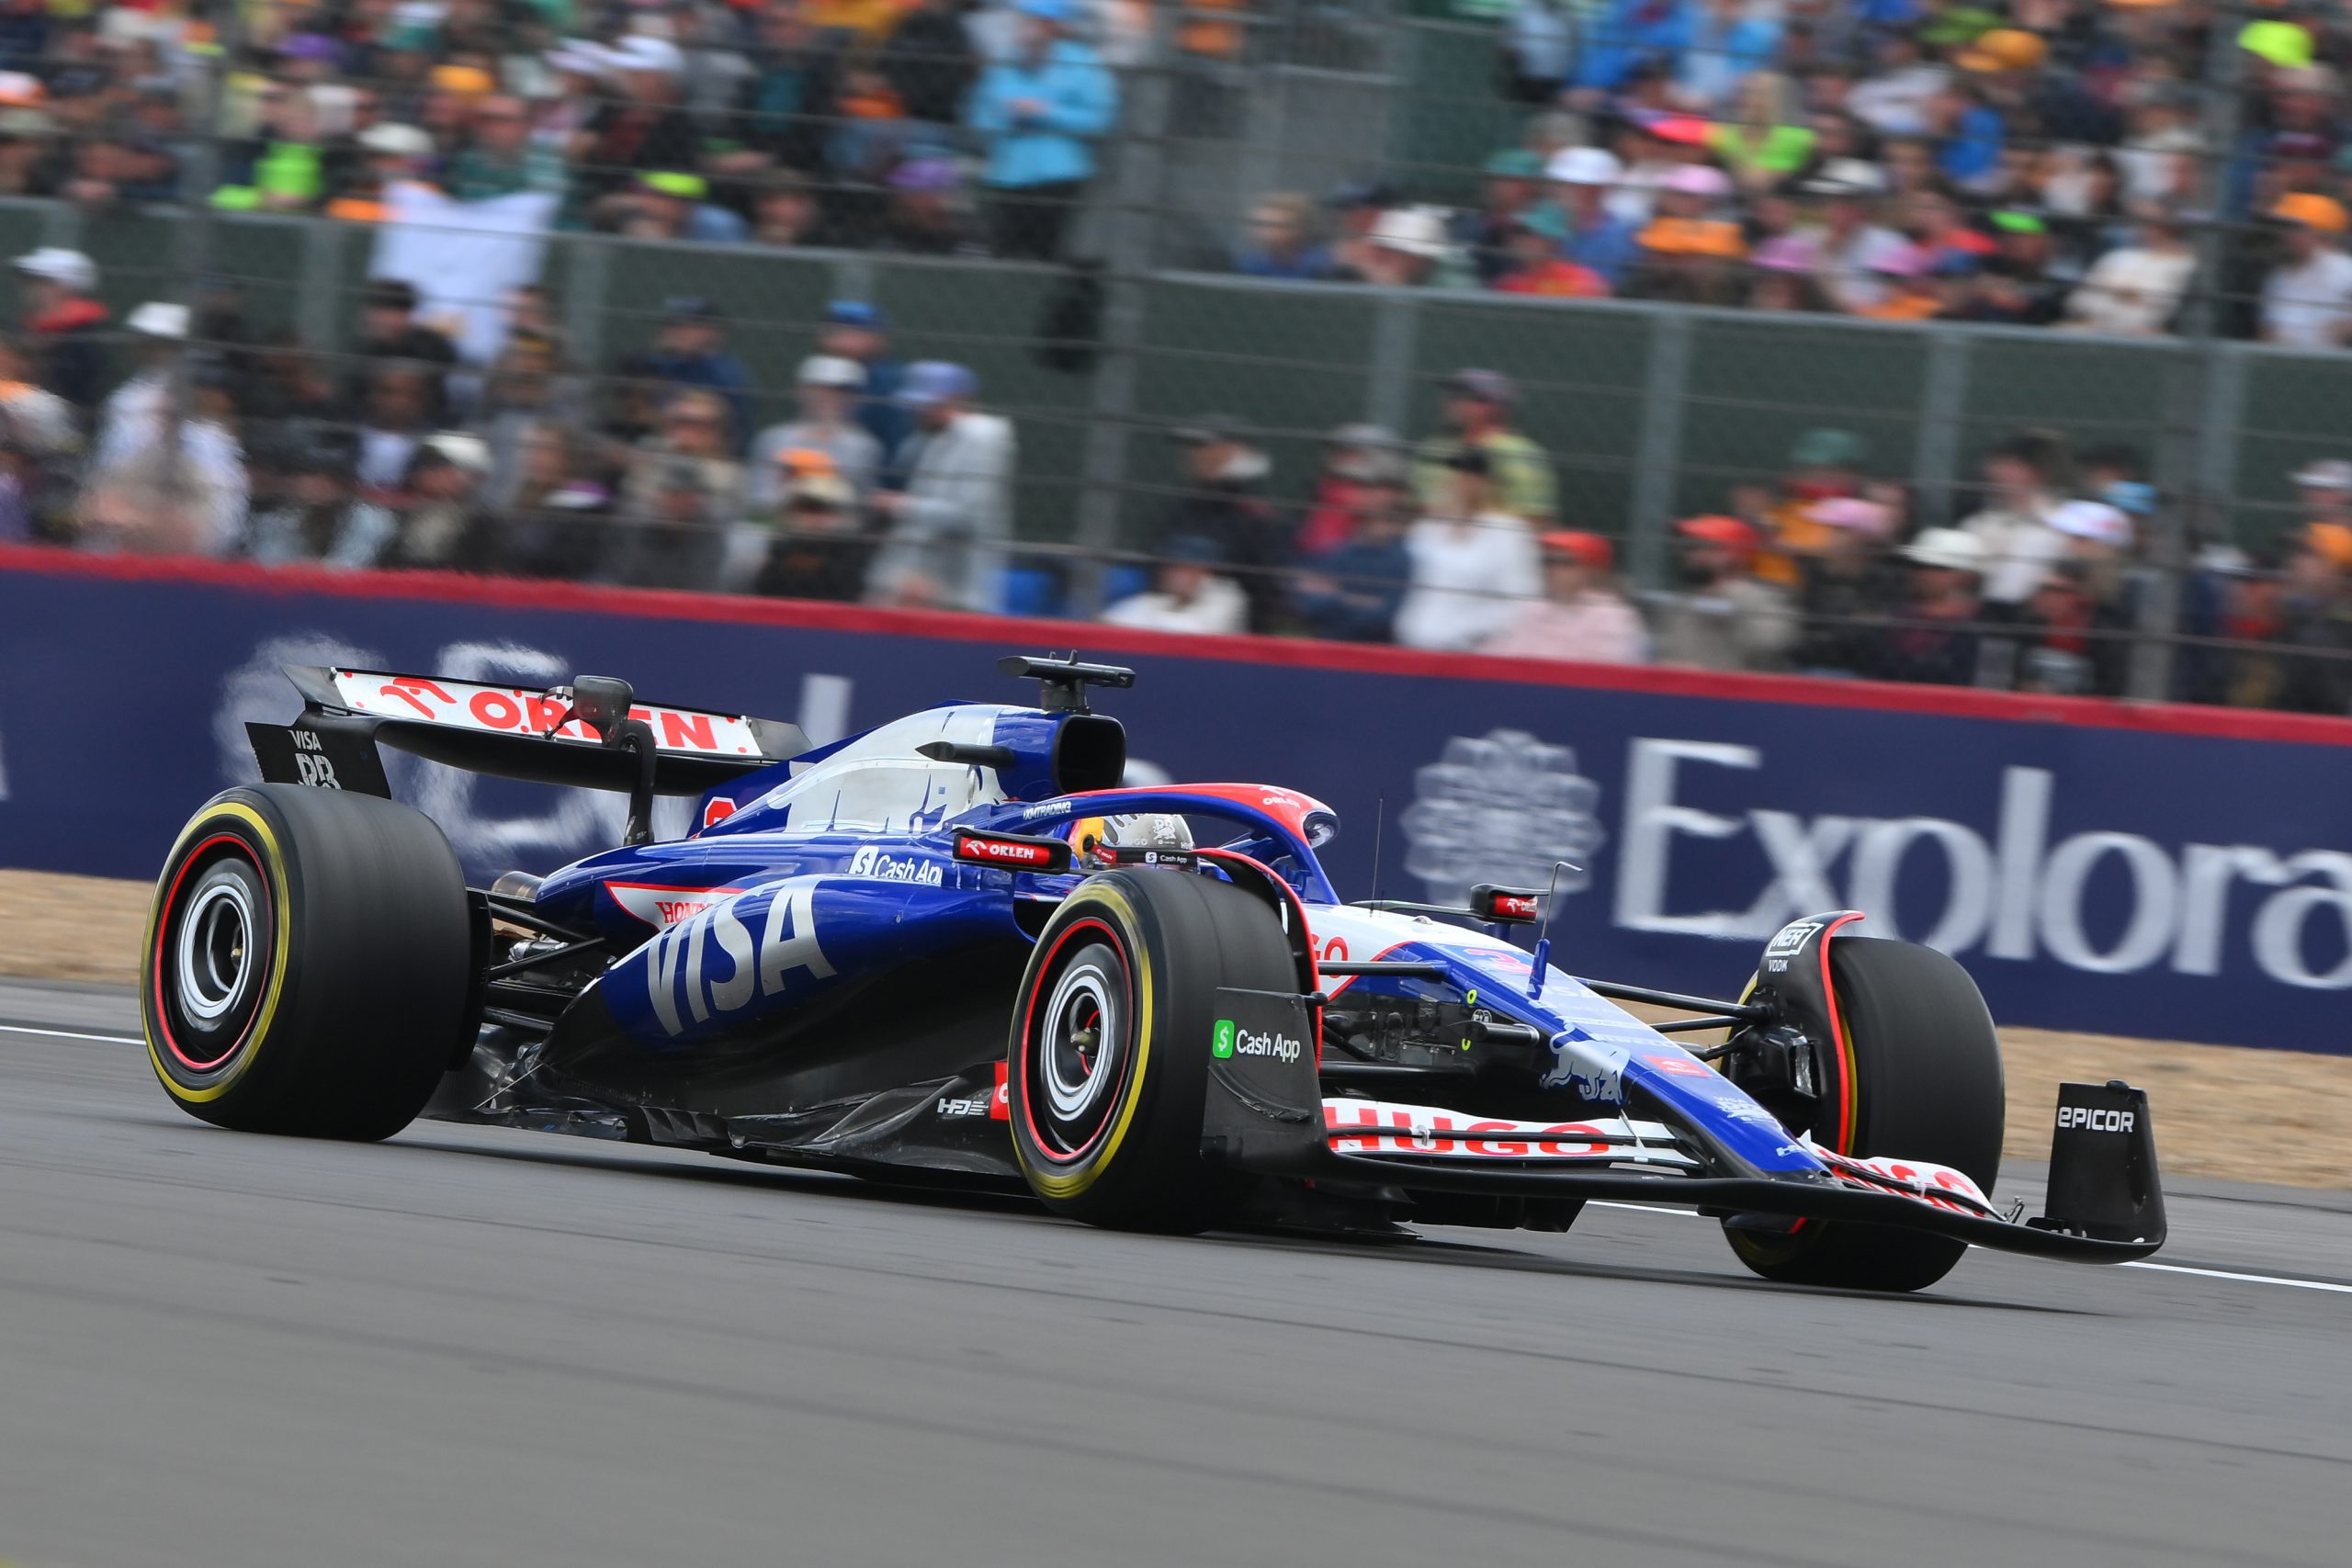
22,195 -> 2346,558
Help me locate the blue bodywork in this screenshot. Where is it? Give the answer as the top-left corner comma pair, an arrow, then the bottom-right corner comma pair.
519,697 -> 1825,1180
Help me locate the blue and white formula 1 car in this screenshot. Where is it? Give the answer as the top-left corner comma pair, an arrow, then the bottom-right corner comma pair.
144,655 -> 2165,1292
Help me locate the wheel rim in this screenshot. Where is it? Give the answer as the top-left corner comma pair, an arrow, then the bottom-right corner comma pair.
152,839 -> 273,1076
176,876 -> 254,1024
1025,937 -> 1134,1162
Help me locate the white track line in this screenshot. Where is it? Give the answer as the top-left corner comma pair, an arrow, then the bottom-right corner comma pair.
0,1023 -> 142,1045
1596,1199 -> 2352,1296
2119,1260 -> 2352,1294
6,1046 -> 2347,1296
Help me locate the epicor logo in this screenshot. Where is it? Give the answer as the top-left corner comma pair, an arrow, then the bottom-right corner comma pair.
1211,1019 -> 1236,1058
2057,1104 -> 2138,1134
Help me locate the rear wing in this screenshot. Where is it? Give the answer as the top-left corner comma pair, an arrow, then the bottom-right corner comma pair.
248,665 -> 808,800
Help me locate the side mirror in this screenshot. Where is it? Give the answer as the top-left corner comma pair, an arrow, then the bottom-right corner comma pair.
1469,884 -> 1543,924
570,675 -> 636,745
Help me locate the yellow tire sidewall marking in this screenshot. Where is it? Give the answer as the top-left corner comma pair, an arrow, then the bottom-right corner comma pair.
145,799 -> 292,1104
1020,882 -> 1155,1200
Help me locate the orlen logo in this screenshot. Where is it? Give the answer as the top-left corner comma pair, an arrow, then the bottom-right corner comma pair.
2057,1104 -> 2137,1134
848,846 -> 944,886
956,834 -> 1057,867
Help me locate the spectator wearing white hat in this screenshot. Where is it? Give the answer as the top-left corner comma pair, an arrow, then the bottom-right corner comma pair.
1797,158 -> 1906,313
1877,527 -> 1988,687
2290,457 -> 2352,550
92,301 -> 190,471
578,32 -> 698,202
13,246 -> 105,411
749,355 -> 885,511
1352,207 -> 1468,289
78,308 -> 248,559
1546,147 -> 1639,291
383,431 -> 495,571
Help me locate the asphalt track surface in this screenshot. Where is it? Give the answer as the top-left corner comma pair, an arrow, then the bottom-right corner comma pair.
5,978 -> 2350,1567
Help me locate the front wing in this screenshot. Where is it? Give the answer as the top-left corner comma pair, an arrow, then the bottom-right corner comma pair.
1203,989 -> 2165,1265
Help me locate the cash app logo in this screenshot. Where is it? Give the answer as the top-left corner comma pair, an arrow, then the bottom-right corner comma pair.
1212,1019 -> 1236,1058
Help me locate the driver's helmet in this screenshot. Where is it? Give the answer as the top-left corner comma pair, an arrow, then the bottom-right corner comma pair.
1069,812 -> 1194,869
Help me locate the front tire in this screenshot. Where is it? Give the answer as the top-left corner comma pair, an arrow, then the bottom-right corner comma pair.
1007,869 -> 1295,1232
1725,938 -> 2004,1292
143,784 -> 476,1141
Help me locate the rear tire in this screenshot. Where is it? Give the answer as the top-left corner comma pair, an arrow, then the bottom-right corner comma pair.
1725,939 -> 2004,1292
1007,869 -> 1295,1233
143,784 -> 476,1141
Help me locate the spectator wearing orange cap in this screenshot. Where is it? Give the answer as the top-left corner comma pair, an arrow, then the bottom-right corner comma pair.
1483,529 -> 1648,663
1647,514 -> 1797,671
1633,164 -> 1747,303
2290,458 -> 2352,568
2271,521 -> 2352,713
2263,192 -> 2352,348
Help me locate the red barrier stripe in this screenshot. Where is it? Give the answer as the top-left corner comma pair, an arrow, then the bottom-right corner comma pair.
7,543 -> 2349,747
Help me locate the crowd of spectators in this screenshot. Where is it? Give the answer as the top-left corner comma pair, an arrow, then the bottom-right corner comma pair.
3,1 -> 2352,714
0,0 -> 1162,263
1094,366 -> 2352,713
4,241 -> 1021,612
1234,1 -> 2352,346
9,226 -> 2352,712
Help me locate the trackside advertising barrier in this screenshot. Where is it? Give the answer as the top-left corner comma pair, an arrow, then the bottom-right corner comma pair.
4,547 -> 2349,1051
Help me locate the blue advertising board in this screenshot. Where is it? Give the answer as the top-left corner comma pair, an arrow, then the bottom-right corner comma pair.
4,549 -> 2348,1050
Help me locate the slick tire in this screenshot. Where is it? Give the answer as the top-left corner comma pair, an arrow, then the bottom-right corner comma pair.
1725,939 -> 2004,1293
1007,868 -> 1295,1233
143,784 -> 475,1142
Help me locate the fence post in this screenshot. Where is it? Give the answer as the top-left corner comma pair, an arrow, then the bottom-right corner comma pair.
1625,310 -> 1692,589
563,235 -> 611,369
2128,344 -> 2208,700
1911,327 -> 1973,530
1363,288 -> 1420,436
299,219 -> 346,353
1069,8 -> 1176,618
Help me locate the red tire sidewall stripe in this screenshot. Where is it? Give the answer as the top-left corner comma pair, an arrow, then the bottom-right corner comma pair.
1817,912 -> 1869,1156
1017,915 -> 1134,1166
152,830 -> 274,1074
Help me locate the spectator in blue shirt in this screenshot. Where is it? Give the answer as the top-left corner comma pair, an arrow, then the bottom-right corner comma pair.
967,0 -> 1119,261
819,299 -> 910,483
1294,476 -> 1416,642
1932,80 -> 2007,190
623,298 -> 754,448
1676,0 -> 1783,112
1235,192 -> 1333,279
1545,147 -> 1639,291
1570,0 -> 1692,95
